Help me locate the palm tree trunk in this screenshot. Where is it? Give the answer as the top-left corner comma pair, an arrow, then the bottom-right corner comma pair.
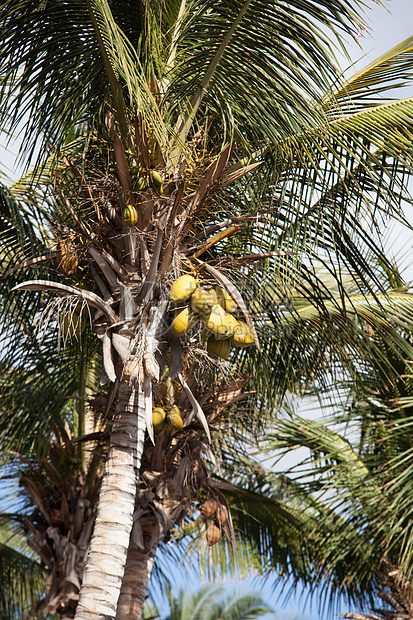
115,532 -> 157,620
74,358 -> 145,620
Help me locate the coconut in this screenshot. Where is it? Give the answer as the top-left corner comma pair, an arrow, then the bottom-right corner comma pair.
123,204 -> 138,227
206,522 -> 221,546
165,406 -> 183,433
151,170 -> 163,195
207,335 -> 231,360
203,304 -> 235,339
170,275 -> 197,303
215,505 -> 228,525
190,288 -> 216,315
215,286 -> 237,313
171,306 -> 197,337
151,170 -> 163,186
168,406 -> 183,431
231,321 -> 254,347
201,499 -> 217,519
152,407 -> 166,427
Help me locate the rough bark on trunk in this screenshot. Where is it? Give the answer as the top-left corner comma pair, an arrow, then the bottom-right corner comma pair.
115,530 -> 157,620
74,359 -> 145,620
115,449 -> 192,620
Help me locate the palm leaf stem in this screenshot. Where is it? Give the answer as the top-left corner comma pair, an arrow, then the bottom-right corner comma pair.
163,0 -> 188,83
85,0 -> 135,156
168,0 -> 253,170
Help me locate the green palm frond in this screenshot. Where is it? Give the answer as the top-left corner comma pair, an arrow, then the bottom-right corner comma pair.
166,0 -> 368,147
237,260 -> 413,413
0,1 -> 109,164
0,180 -> 99,453
331,36 -> 413,107
172,448 -> 382,609
0,522 -> 44,619
0,0 -> 371,169
268,416 -> 370,484
248,333 -> 413,596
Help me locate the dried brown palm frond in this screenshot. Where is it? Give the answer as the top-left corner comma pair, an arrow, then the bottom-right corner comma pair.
5,425 -> 106,618
341,560 -> 413,619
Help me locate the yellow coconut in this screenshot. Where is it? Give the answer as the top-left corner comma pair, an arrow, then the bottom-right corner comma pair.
190,288 -> 216,316
207,335 -> 231,360
203,304 -> 236,339
215,286 -> 237,313
123,203 -> 138,227
231,321 -> 254,347
170,275 -> 197,304
153,407 -> 166,427
225,313 -> 238,334
56,242 -> 78,277
171,306 -> 197,337
169,404 -> 181,417
166,406 -> 183,433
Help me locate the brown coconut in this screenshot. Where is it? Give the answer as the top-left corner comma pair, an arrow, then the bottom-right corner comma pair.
206,522 -> 221,546
215,505 -> 228,525
201,498 -> 217,519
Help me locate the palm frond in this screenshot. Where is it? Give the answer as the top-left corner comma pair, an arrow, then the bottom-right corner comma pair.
166,0 -> 369,150
0,523 -> 44,619
331,36 -> 413,108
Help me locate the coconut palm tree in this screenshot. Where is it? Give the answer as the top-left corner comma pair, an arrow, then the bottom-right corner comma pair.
161,583 -> 275,620
2,1 -> 413,619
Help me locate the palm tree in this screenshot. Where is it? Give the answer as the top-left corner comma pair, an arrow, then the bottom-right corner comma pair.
1,1 -> 413,618
161,583 -> 275,620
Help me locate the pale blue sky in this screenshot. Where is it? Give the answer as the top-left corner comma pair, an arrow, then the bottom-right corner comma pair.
358,0 -> 413,58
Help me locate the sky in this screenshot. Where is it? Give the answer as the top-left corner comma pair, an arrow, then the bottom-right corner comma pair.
353,0 -> 413,58
1,2 -> 413,619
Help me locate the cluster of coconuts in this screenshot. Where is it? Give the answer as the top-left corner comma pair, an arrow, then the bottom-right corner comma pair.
152,404 -> 183,435
201,498 -> 228,546
123,169 -> 163,228
169,274 -> 254,359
